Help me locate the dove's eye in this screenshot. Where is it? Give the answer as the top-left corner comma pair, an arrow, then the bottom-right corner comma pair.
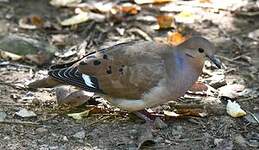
198,48 -> 204,53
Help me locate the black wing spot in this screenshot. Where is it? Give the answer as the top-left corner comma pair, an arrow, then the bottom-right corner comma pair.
93,60 -> 101,66
198,48 -> 204,53
106,66 -> 112,74
119,68 -> 123,73
103,54 -> 108,59
106,70 -> 112,74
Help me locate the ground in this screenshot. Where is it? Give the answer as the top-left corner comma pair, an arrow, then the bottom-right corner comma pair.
0,0 -> 259,150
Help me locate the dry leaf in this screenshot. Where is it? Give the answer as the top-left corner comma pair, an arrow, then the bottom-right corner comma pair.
135,0 -> 174,4
190,82 -> 208,92
61,12 -> 105,26
163,110 -> 179,117
120,4 -> 141,15
50,0 -> 81,7
56,87 -> 93,107
175,11 -> 195,23
50,34 -> 68,46
0,34 -> 56,65
176,108 -> 208,117
199,0 -> 211,3
15,108 -> 37,118
164,108 -> 207,118
226,100 -> 246,117
19,15 -> 44,29
156,15 -> 175,29
219,84 -> 246,99
167,31 -> 186,46
0,50 -> 23,61
67,107 -> 107,120
67,110 -> 90,120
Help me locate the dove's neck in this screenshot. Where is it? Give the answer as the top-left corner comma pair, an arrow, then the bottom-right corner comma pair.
165,51 -> 204,96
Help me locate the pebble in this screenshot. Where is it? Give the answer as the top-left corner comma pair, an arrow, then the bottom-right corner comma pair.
154,117 -> 168,129
214,138 -> 224,145
0,111 -> 7,121
36,127 -> 48,133
234,134 -> 247,147
63,136 -> 69,141
73,130 -> 85,139
15,108 -> 37,118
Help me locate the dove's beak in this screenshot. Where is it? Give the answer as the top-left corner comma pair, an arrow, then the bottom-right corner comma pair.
206,55 -> 221,69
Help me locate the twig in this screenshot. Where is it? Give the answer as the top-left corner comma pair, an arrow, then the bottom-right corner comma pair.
247,111 -> 259,125
88,115 -> 112,126
173,0 -> 236,11
0,120 -> 40,126
168,103 -> 226,116
0,61 -> 35,70
0,103 -> 33,106
239,95 -> 259,102
128,27 -> 153,41
0,81 -> 21,89
217,55 -> 250,66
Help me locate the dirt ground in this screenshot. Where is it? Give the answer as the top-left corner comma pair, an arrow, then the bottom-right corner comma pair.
0,0 -> 259,150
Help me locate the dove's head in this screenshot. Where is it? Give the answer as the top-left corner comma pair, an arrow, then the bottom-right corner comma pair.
178,36 -> 221,68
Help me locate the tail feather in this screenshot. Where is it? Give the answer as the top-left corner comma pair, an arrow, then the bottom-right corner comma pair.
49,66 -> 102,93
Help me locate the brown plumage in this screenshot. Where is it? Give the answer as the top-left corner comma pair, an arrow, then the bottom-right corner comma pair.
29,36 -> 221,112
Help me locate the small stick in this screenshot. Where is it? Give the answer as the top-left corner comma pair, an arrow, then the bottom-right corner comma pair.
247,111 -> 259,125
0,120 -> 40,126
217,55 -> 249,66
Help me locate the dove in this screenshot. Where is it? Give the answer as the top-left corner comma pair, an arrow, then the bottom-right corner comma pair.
29,36 -> 221,114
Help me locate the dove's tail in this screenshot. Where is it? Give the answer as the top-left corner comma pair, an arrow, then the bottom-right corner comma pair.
47,63 -> 103,93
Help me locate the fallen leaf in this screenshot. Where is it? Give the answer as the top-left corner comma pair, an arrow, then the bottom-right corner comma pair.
0,50 -> 23,61
204,73 -> 226,89
15,108 -> 37,118
56,86 -> 93,107
67,107 -> 107,120
135,0 -> 174,4
167,31 -> 186,46
163,110 -> 179,117
50,0 -> 81,7
248,29 -> 259,41
119,3 -> 141,15
67,110 -> 91,120
199,0 -> 211,3
219,84 -> 246,99
226,100 -> 246,117
175,11 -> 195,23
94,2 -> 114,13
0,34 -> 56,65
19,15 -> 45,29
190,82 -> 208,92
176,108 -> 208,117
156,15 -> 176,29
50,34 -> 68,46
61,12 -> 105,26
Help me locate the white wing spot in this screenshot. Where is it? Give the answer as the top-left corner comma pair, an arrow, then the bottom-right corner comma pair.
82,74 -> 95,88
